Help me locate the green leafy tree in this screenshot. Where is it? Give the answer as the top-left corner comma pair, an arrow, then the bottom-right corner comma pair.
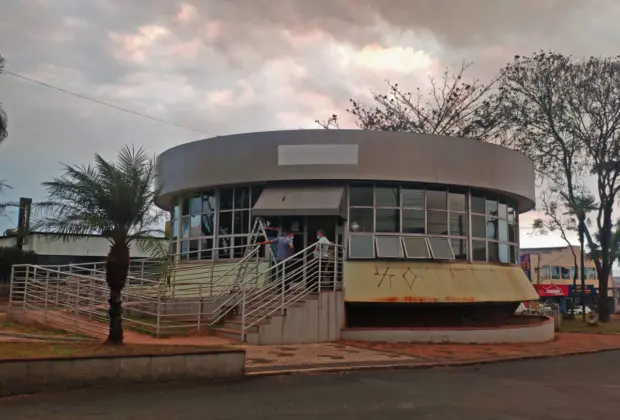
498,51 -> 620,322
35,146 -> 165,345
316,61 -> 507,144
0,54 -> 7,144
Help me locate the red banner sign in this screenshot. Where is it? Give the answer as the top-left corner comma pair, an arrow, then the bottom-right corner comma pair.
534,284 -> 569,297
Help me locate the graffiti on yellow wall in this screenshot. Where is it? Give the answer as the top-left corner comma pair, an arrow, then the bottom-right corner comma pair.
343,261 -> 539,303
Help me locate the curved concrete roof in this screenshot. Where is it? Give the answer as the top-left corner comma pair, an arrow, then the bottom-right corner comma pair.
155,130 -> 535,212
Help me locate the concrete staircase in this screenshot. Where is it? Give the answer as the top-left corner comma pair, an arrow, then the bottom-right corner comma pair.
213,291 -> 344,345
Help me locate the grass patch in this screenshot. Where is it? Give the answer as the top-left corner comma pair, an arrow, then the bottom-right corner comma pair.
0,318 -> 89,339
560,318 -> 620,334
0,342 -> 224,360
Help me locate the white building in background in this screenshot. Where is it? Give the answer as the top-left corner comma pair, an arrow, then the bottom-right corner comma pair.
0,231 -> 165,265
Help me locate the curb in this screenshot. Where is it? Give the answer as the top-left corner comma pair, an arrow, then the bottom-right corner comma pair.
0,331 -> 98,343
245,347 -> 620,377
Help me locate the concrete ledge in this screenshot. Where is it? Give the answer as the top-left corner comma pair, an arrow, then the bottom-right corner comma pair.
0,348 -> 246,397
341,316 -> 555,344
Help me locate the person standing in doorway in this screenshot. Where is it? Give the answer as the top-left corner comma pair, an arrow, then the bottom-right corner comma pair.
257,230 -> 295,291
313,229 -> 332,291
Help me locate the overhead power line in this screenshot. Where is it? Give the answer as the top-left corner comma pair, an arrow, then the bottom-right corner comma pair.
4,70 -> 218,137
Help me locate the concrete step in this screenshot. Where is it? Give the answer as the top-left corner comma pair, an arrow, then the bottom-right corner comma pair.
212,327 -> 244,341
223,319 -> 262,333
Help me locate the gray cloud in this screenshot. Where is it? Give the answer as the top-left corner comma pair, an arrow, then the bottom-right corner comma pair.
1,0 -> 619,236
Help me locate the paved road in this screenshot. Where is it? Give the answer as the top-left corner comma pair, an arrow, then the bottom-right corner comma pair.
2,351 -> 620,419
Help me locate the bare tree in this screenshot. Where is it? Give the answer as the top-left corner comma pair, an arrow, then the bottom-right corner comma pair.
498,51 -> 620,322
317,62 -> 506,143
0,54 -> 7,144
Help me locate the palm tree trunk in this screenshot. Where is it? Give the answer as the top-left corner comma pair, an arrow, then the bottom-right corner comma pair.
105,242 -> 130,345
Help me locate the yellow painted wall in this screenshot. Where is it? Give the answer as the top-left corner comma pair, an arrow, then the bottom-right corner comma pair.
343,261 -> 539,303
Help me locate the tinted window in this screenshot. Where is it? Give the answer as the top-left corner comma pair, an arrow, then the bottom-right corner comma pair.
472,240 -> 486,261
375,186 -> 399,207
403,237 -> 430,258
471,194 -> 486,214
375,236 -> 404,258
219,188 -> 234,211
448,192 -> 466,212
428,237 -> 455,259
402,209 -> 425,234
451,239 -> 467,260
349,208 -> 373,232
349,185 -> 373,206
426,190 -> 447,210
402,188 -> 424,208
427,211 -> 448,235
375,209 -> 400,232
449,213 -> 468,236
349,235 -> 375,258
234,187 -> 250,209
488,242 -> 499,263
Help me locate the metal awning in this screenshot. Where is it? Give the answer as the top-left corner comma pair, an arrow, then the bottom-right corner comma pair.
252,186 -> 346,218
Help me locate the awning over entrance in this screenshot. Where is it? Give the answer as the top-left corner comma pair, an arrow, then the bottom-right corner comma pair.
252,186 -> 346,218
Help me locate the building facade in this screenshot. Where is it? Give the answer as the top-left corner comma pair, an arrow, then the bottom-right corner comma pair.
520,245 -> 618,313
156,130 -> 539,327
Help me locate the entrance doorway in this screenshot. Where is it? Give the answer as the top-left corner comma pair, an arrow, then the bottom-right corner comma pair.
306,216 -> 338,246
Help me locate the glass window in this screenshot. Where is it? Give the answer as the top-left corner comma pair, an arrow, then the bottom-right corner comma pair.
428,237 -> 455,260
233,237 -> 248,258
349,235 -> 375,258
375,209 -> 400,232
375,186 -> 399,207
486,198 -> 498,218
188,240 -> 200,260
218,211 -> 233,235
427,211 -> 448,235
498,202 -> 508,219
471,194 -> 486,214
219,188 -> 234,211
402,209 -> 425,234
170,241 -> 177,256
472,240 -> 486,261
508,223 -> 516,243
570,266 -> 577,279
561,267 -> 571,280
190,214 -> 201,237
201,213 -> 215,236
375,236 -> 404,258
449,213 -> 468,236
180,240 -> 189,259
426,189 -> 447,210
200,238 -> 213,260
451,239 -> 467,260
511,245 -> 518,264
234,187 -> 250,209
539,266 -> 550,278
172,215 -> 179,238
488,242 -> 499,263
486,218 -> 498,239
218,237 -> 232,259
181,198 -> 190,216
508,206 -> 516,223
181,216 -> 190,239
551,266 -> 560,279
498,220 -> 508,242
349,184 -> 373,207
499,243 -> 509,263
202,191 -> 216,213
349,208 -> 373,232
402,188 -> 424,208
189,196 -> 202,215
448,192 -> 466,212
403,237 -> 431,259
472,215 -> 486,238
250,185 -> 264,207
587,267 -> 597,279
233,210 -> 250,234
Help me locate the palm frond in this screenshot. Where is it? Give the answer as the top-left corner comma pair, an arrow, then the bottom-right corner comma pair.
38,145 -> 163,248
0,180 -> 11,194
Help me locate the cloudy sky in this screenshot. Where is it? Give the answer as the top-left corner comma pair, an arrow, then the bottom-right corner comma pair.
1,0 -> 619,246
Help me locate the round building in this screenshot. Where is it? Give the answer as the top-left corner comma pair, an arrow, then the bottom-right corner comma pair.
155,130 -> 543,343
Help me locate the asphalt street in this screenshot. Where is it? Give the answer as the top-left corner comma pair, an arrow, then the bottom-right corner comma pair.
1,351 -> 619,419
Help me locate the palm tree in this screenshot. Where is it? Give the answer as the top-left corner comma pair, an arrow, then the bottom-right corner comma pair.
35,146 -> 165,345
0,54 -> 8,144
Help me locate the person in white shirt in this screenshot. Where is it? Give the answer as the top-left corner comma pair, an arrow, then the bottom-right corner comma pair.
313,229 -> 332,291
